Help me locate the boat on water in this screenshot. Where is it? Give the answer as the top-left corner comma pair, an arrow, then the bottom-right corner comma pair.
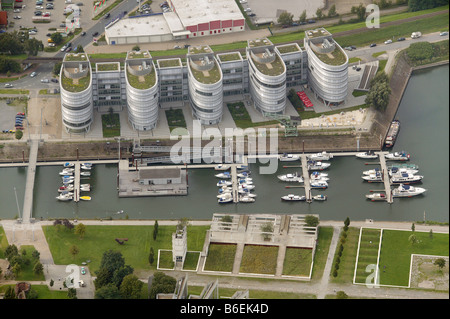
362,168 -> 381,176
62,179 -> 74,184
313,194 -> 327,201
218,188 -> 232,194
56,194 -> 73,201
307,161 -> 331,171
237,165 -> 248,170
217,193 -> 233,199
218,197 -> 233,204
80,171 -> 91,176
214,164 -> 230,171
365,193 -> 387,201
59,170 -> 74,176
385,151 -> 410,161
307,151 -> 333,161
239,196 -> 255,203
281,194 -> 306,201
388,167 -> 419,177
387,163 -> 419,170
310,180 -> 328,189
277,172 -> 303,183
80,184 -> 90,188
238,184 -> 255,190
310,172 -> 329,181
58,185 -> 74,192
361,173 -> 383,182
217,180 -> 232,187
215,172 -> 231,179
80,196 -> 91,201
238,188 -> 254,194
392,184 -> 426,197
390,173 -> 423,184
384,120 -> 400,148
237,172 -> 250,178
356,151 -> 378,159
60,191 -> 74,196
81,164 -> 92,170
80,187 -> 90,192
279,153 -> 300,162
238,179 -> 253,185
63,162 -> 75,168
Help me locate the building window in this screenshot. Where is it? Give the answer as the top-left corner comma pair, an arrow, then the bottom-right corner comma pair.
193,33 -> 196,36
201,32 -> 204,35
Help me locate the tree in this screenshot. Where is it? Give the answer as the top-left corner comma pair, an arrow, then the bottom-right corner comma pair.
434,258 -> 446,270
111,264 -> 134,288
407,42 -> 434,62
50,279 -> 54,287
149,247 -> 155,265
15,130 -> 23,140
74,223 -> 86,239
328,4 -> 338,18
120,274 -> 143,299
0,31 -> 25,55
429,229 -> 433,239
260,222 -> 274,240
132,45 -> 140,51
24,38 -> 44,56
408,234 -> 417,245
67,288 -> 77,299
336,291 -> 348,299
411,223 -> 415,232
365,74 -> 391,111
153,220 -> 159,240
278,11 -> 294,26
408,0 -> 448,12
95,250 -> 134,289
75,45 -> 84,53
351,4 -> 366,21
5,244 -> 19,260
299,10 -> 307,23
12,262 -> 21,277
33,261 -> 44,275
305,215 -> 320,227
69,245 -> 79,259
95,283 -> 122,299
53,62 -> 63,76
315,8 -> 324,19
94,267 -> 113,290
0,57 -> 21,73
148,272 -> 177,299
32,250 -> 40,261
344,217 -> 351,230
50,33 -> 63,45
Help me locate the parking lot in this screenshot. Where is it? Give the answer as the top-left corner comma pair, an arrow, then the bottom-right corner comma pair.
0,98 -> 28,137
8,0 -> 98,50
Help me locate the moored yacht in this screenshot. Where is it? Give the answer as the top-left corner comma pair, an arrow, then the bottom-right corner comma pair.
281,194 -> 306,201
307,161 -> 331,171
214,164 -> 230,171
388,167 -> 419,177
310,180 -> 328,189
390,173 -> 423,184
385,151 -> 410,161
279,153 -> 300,162
355,151 -> 378,159
307,151 -> 333,161
277,172 -> 303,183
215,172 -> 231,179
365,193 -> 387,201
392,184 -> 427,197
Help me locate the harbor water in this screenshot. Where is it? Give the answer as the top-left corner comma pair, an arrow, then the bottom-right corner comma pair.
1,65 -> 448,222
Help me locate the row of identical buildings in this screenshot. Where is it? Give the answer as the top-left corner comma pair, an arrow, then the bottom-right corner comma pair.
60,28 -> 348,133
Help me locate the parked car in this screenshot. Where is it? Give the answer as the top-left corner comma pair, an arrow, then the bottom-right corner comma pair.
4,83 -> 13,88
81,31 -> 86,36
384,39 -> 392,44
92,32 -> 99,37
105,13 -> 110,19
66,47 -> 72,52
248,13 -> 255,17
173,45 -> 181,49
397,37 -> 406,41
48,43 -> 56,47
30,72 -> 37,78
308,19 -> 316,24
370,43 -> 377,47
41,78 -> 49,83
60,45 -> 67,52
292,22 -> 299,26
440,31 -> 448,36
51,78 -> 59,83
350,45 -> 357,50
13,16 -> 21,19
81,267 -> 86,275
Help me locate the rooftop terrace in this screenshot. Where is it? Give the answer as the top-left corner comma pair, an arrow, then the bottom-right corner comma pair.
217,52 -> 242,63
126,67 -> 157,90
312,45 -> 347,66
64,53 -> 88,62
248,38 -> 273,48
157,58 -> 182,68
276,44 -> 301,55
189,59 -> 221,84
61,70 -> 91,93
250,52 -> 285,76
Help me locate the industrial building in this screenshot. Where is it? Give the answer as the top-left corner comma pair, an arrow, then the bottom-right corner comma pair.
105,0 -> 245,45
60,29 -> 348,133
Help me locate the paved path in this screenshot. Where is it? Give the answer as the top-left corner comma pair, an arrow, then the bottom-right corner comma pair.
21,139 -> 39,223
317,226 -> 341,299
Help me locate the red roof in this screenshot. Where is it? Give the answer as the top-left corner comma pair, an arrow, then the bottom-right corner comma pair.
0,12 -> 7,26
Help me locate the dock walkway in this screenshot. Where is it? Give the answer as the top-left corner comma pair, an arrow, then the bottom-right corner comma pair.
22,140 -> 39,223
300,155 -> 312,202
376,151 -> 393,203
73,163 -> 80,202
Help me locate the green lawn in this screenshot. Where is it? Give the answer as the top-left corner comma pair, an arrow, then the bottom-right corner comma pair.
187,285 -> 316,299
378,230 -> 449,286
0,284 -> 69,299
101,113 -> 120,138
158,250 -> 174,269
240,245 -> 279,275
42,225 -> 208,273
204,243 -> 236,272
330,227 -> 361,284
354,229 -> 381,284
372,51 -> 387,58
165,109 -> 187,131
183,252 -> 200,271
282,247 -> 313,276
311,226 -> 334,281
0,226 -> 9,259
227,102 -> 279,128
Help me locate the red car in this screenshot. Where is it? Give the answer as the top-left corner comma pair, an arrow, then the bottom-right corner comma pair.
17,112 -> 25,116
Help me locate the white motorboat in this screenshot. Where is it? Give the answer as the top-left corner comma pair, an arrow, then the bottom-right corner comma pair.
313,194 -> 327,201
390,173 -> 423,184
361,173 -> 383,182
238,177 -> 252,182
281,194 -> 306,201
310,172 -> 329,181
362,168 -> 381,176
356,151 -> 378,159
239,184 -> 255,190
238,179 -> 253,185
80,171 -> 91,176
277,172 -> 303,183
388,167 -> 419,177
62,179 -> 74,184
365,193 -> 387,201
80,187 -> 90,192
385,151 -> 410,161
217,180 -> 232,187
239,196 -> 255,203
60,191 -> 74,196
56,194 -> 73,201
307,151 -> 333,161
218,197 -> 233,204
218,188 -> 232,194
279,153 -> 300,162
59,171 -> 74,176
307,161 -> 331,171
237,172 -> 251,178
63,162 -> 75,168
81,164 -> 92,170
62,175 -> 74,179
82,162 -> 93,167
80,184 -> 90,188
237,165 -> 248,170
392,184 -> 427,197
215,172 -> 231,179
238,188 -> 254,194
310,180 -> 328,189
215,164 -> 230,171
217,193 -> 233,199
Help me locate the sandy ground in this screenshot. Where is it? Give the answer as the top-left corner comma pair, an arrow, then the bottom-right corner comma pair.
26,92 -> 63,140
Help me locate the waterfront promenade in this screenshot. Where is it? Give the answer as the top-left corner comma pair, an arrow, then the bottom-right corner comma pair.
21,139 -> 39,223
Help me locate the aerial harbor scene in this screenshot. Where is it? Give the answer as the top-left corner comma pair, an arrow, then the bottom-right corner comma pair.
0,0 -> 448,308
